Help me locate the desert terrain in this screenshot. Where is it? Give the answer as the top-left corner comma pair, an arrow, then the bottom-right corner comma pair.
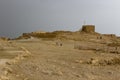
0,27 -> 120,80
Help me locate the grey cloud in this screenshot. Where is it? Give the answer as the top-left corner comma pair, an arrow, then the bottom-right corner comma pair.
0,0 -> 120,38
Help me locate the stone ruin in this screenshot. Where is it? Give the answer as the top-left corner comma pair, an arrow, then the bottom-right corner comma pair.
81,25 -> 95,33
103,34 -> 116,38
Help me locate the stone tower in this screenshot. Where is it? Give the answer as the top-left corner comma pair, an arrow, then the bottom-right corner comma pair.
81,25 -> 95,33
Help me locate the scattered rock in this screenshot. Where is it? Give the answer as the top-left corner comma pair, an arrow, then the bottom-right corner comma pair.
0,75 -> 9,80
52,71 -> 63,76
75,60 -> 84,64
90,58 -> 99,65
41,70 -> 52,75
5,62 -> 11,65
108,71 -> 113,75
15,74 -> 20,77
3,67 -> 13,74
74,74 -> 81,78
24,78 -> 29,80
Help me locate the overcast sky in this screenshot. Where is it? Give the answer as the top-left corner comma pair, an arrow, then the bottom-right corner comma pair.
0,0 -> 120,38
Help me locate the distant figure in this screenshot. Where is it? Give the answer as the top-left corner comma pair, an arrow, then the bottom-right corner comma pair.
100,36 -> 102,39
97,36 -> 102,39
115,47 -> 118,50
56,42 -> 59,46
60,43 -> 62,46
56,41 -> 62,46
97,37 -> 98,39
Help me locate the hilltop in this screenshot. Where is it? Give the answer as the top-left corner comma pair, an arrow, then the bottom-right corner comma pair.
0,25 -> 120,80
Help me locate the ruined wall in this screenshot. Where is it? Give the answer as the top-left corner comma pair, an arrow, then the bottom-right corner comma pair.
103,34 -> 116,38
81,25 -> 95,33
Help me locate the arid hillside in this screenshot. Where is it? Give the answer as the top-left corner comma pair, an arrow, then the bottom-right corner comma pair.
0,28 -> 120,80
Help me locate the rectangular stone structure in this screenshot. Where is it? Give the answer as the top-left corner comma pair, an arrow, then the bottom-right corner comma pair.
82,25 -> 95,33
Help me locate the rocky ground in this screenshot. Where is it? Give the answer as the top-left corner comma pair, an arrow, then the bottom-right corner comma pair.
0,33 -> 120,80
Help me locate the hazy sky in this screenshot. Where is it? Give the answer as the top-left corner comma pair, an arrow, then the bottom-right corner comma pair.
0,0 -> 120,38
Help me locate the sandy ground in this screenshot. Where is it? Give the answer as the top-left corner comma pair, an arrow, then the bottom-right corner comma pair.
0,38 -> 120,80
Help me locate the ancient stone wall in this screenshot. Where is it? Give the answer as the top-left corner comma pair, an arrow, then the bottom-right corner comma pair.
81,25 -> 95,33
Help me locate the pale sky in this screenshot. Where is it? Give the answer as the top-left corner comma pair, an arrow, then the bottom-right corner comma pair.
0,0 -> 120,38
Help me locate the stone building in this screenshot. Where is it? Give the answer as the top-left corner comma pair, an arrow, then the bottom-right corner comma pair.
81,25 -> 95,33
